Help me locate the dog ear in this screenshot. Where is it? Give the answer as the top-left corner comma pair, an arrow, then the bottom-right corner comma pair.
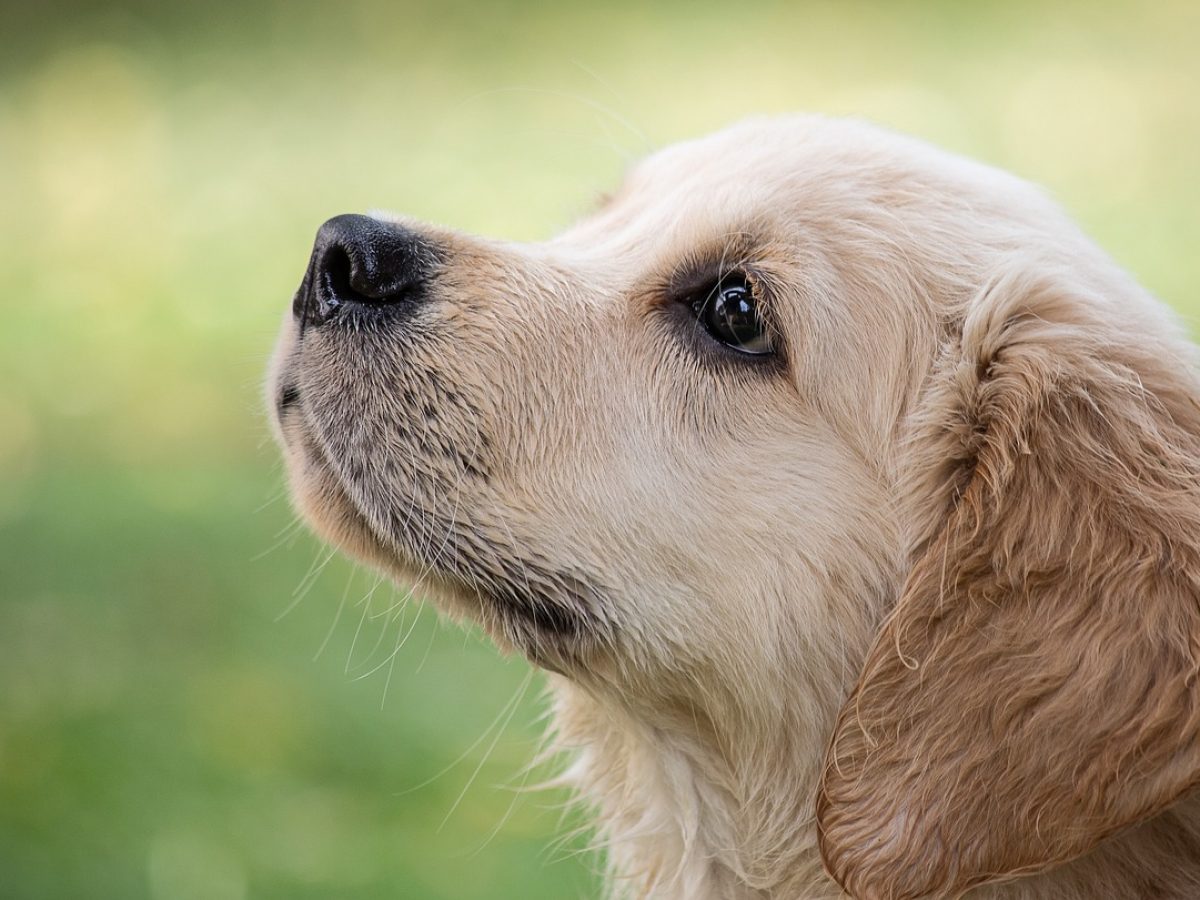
816,265 -> 1200,899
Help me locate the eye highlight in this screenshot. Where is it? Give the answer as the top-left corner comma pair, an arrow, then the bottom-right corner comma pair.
689,274 -> 774,356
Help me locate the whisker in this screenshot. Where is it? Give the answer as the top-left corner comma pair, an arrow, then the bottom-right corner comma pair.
350,598 -> 424,684
437,670 -> 533,832
345,574 -> 385,674
275,544 -> 336,621
447,85 -> 654,157
313,564 -> 356,661
249,515 -> 306,563
394,670 -> 533,798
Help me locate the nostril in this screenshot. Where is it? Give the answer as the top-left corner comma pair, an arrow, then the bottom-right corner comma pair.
316,244 -> 357,313
293,213 -> 441,329
320,240 -> 407,307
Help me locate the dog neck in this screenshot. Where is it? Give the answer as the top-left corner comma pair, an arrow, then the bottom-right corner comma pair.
548,676 -> 841,900
548,678 -> 1200,899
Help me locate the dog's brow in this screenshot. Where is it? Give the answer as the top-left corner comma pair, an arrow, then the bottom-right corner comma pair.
667,238 -> 758,295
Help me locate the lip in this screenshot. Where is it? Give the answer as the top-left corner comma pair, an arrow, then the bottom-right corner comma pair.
294,397 -> 614,661
275,384 -> 301,419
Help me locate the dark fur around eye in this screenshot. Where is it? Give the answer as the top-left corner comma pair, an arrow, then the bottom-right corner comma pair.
660,255 -> 781,364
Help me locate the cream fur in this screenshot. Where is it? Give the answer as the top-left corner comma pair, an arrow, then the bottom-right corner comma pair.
269,115 -> 1200,899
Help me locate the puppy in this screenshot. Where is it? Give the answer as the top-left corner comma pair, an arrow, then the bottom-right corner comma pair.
268,115 -> 1200,899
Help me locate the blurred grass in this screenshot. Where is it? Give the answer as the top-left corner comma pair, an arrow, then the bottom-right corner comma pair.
1,1 -> 1198,897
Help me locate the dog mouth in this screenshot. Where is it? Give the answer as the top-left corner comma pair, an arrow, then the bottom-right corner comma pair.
275,382 -> 301,420
272,353 -> 615,671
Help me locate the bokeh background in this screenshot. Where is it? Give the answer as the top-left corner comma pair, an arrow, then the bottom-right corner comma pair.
2,1 -> 1198,897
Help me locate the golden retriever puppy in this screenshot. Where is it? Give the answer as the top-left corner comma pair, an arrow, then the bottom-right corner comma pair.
268,115 -> 1200,899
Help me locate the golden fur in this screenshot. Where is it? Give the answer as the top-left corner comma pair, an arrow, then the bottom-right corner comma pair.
269,115 -> 1200,898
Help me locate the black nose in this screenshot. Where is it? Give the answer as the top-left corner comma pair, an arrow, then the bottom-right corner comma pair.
293,213 -> 438,330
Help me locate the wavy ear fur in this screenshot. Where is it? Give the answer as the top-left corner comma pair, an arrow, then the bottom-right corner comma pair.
817,264 -> 1200,898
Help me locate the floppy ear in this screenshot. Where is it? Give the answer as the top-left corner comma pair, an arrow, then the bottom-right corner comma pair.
817,265 -> 1200,899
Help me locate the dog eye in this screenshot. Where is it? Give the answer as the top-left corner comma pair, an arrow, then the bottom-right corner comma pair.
692,275 -> 773,355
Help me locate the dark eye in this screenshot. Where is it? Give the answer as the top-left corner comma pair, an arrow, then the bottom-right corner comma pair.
692,275 -> 773,355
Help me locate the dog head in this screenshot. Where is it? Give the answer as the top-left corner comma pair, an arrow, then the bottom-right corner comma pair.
270,115 -> 1200,897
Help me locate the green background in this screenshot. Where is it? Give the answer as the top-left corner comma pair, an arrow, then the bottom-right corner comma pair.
2,1 -> 1197,897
